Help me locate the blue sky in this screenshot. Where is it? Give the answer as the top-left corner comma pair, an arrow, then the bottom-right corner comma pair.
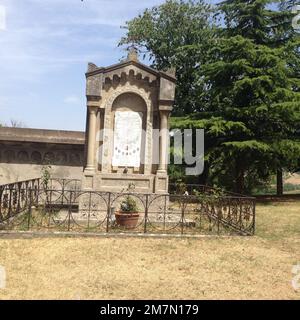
0,0 -> 170,131
0,0 -> 221,131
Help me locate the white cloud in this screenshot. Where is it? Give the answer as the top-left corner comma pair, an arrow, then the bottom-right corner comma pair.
0,0 -> 165,81
0,5 -> 6,30
25,0 -> 164,27
0,0 -> 165,129
0,0 -> 124,82
64,95 -> 82,105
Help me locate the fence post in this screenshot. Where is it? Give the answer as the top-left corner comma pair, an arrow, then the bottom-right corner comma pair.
17,182 -> 21,214
144,194 -> 148,234
67,191 -> 72,232
181,197 -> 185,235
47,190 -> 51,228
199,200 -> 202,231
61,180 -> 65,206
27,189 -> 33,230
8,186 -> 12,218
239,201 -> 243,232
87,192 -> 92,230
106,193 -> 111,233
252,200 -> 256,235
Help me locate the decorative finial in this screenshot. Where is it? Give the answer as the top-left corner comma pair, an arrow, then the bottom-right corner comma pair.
127,46 -> 139,62
87,62 -> 98,72
166,66 -> 176,77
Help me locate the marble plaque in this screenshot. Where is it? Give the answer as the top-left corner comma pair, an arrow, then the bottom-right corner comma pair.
112,111 -> 143,167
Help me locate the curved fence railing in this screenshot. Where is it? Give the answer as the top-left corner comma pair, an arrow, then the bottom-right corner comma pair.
0,178 -> 40,222
169,183 -> 251,197
0,179 -> 256,236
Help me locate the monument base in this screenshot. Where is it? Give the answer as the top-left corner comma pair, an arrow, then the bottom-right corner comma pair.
82,172 -> 168,194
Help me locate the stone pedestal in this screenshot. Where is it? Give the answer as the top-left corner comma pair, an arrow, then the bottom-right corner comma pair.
83,173 -> 156,193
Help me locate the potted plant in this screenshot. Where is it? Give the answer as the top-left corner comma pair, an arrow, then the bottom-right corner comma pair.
115,184 -> 140,229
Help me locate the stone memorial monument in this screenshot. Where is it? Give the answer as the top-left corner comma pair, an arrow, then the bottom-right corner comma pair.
83,49 -> 176,194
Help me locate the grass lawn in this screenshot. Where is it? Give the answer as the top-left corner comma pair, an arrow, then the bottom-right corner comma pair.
0,202 -> 299,300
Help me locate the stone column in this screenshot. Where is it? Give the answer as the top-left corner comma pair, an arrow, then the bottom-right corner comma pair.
158,110 -> 170,173
86,106 -> 98,172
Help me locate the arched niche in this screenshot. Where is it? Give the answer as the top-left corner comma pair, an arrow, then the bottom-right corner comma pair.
31,151 -> 42,164
17,151 -> 29,163
111,92 -> 147,174
4,150 -> 15,163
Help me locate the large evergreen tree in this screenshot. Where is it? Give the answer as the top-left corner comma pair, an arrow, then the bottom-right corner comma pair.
173,0 -> 300,193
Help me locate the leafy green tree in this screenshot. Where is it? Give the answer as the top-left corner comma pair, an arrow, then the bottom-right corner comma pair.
120,0 -> 215,116
280,0 -> 299,10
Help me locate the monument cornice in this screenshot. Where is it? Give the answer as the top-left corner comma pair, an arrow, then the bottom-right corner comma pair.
158,99 -> 174,106
85,60 -> 176,83
86,95 -> 101,101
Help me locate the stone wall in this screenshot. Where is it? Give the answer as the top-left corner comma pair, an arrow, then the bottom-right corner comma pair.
0,127 -> 85,184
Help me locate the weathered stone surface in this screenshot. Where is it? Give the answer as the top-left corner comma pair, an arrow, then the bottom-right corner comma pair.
0,128 -> 85,184
0,127 -> 85,144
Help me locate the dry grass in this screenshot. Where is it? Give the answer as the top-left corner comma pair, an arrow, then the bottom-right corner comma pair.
0,202 -> 299,300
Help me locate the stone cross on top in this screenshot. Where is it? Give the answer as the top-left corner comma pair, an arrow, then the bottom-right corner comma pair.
126,46 -> 139,62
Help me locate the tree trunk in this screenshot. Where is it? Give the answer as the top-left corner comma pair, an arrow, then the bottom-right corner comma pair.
277,169 -> 283,196
235,159 -> 245,194
236,171 -> 245,194
197,162 -> 209,185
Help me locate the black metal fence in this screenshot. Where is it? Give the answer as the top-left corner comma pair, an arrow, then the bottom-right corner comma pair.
169,183 -> 251,197
0,178 -> 256,236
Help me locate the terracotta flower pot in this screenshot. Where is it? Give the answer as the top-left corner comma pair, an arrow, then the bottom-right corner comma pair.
115,212 -> 140,229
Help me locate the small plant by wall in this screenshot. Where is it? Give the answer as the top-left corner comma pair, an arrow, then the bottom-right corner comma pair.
41,164 -> 52,189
